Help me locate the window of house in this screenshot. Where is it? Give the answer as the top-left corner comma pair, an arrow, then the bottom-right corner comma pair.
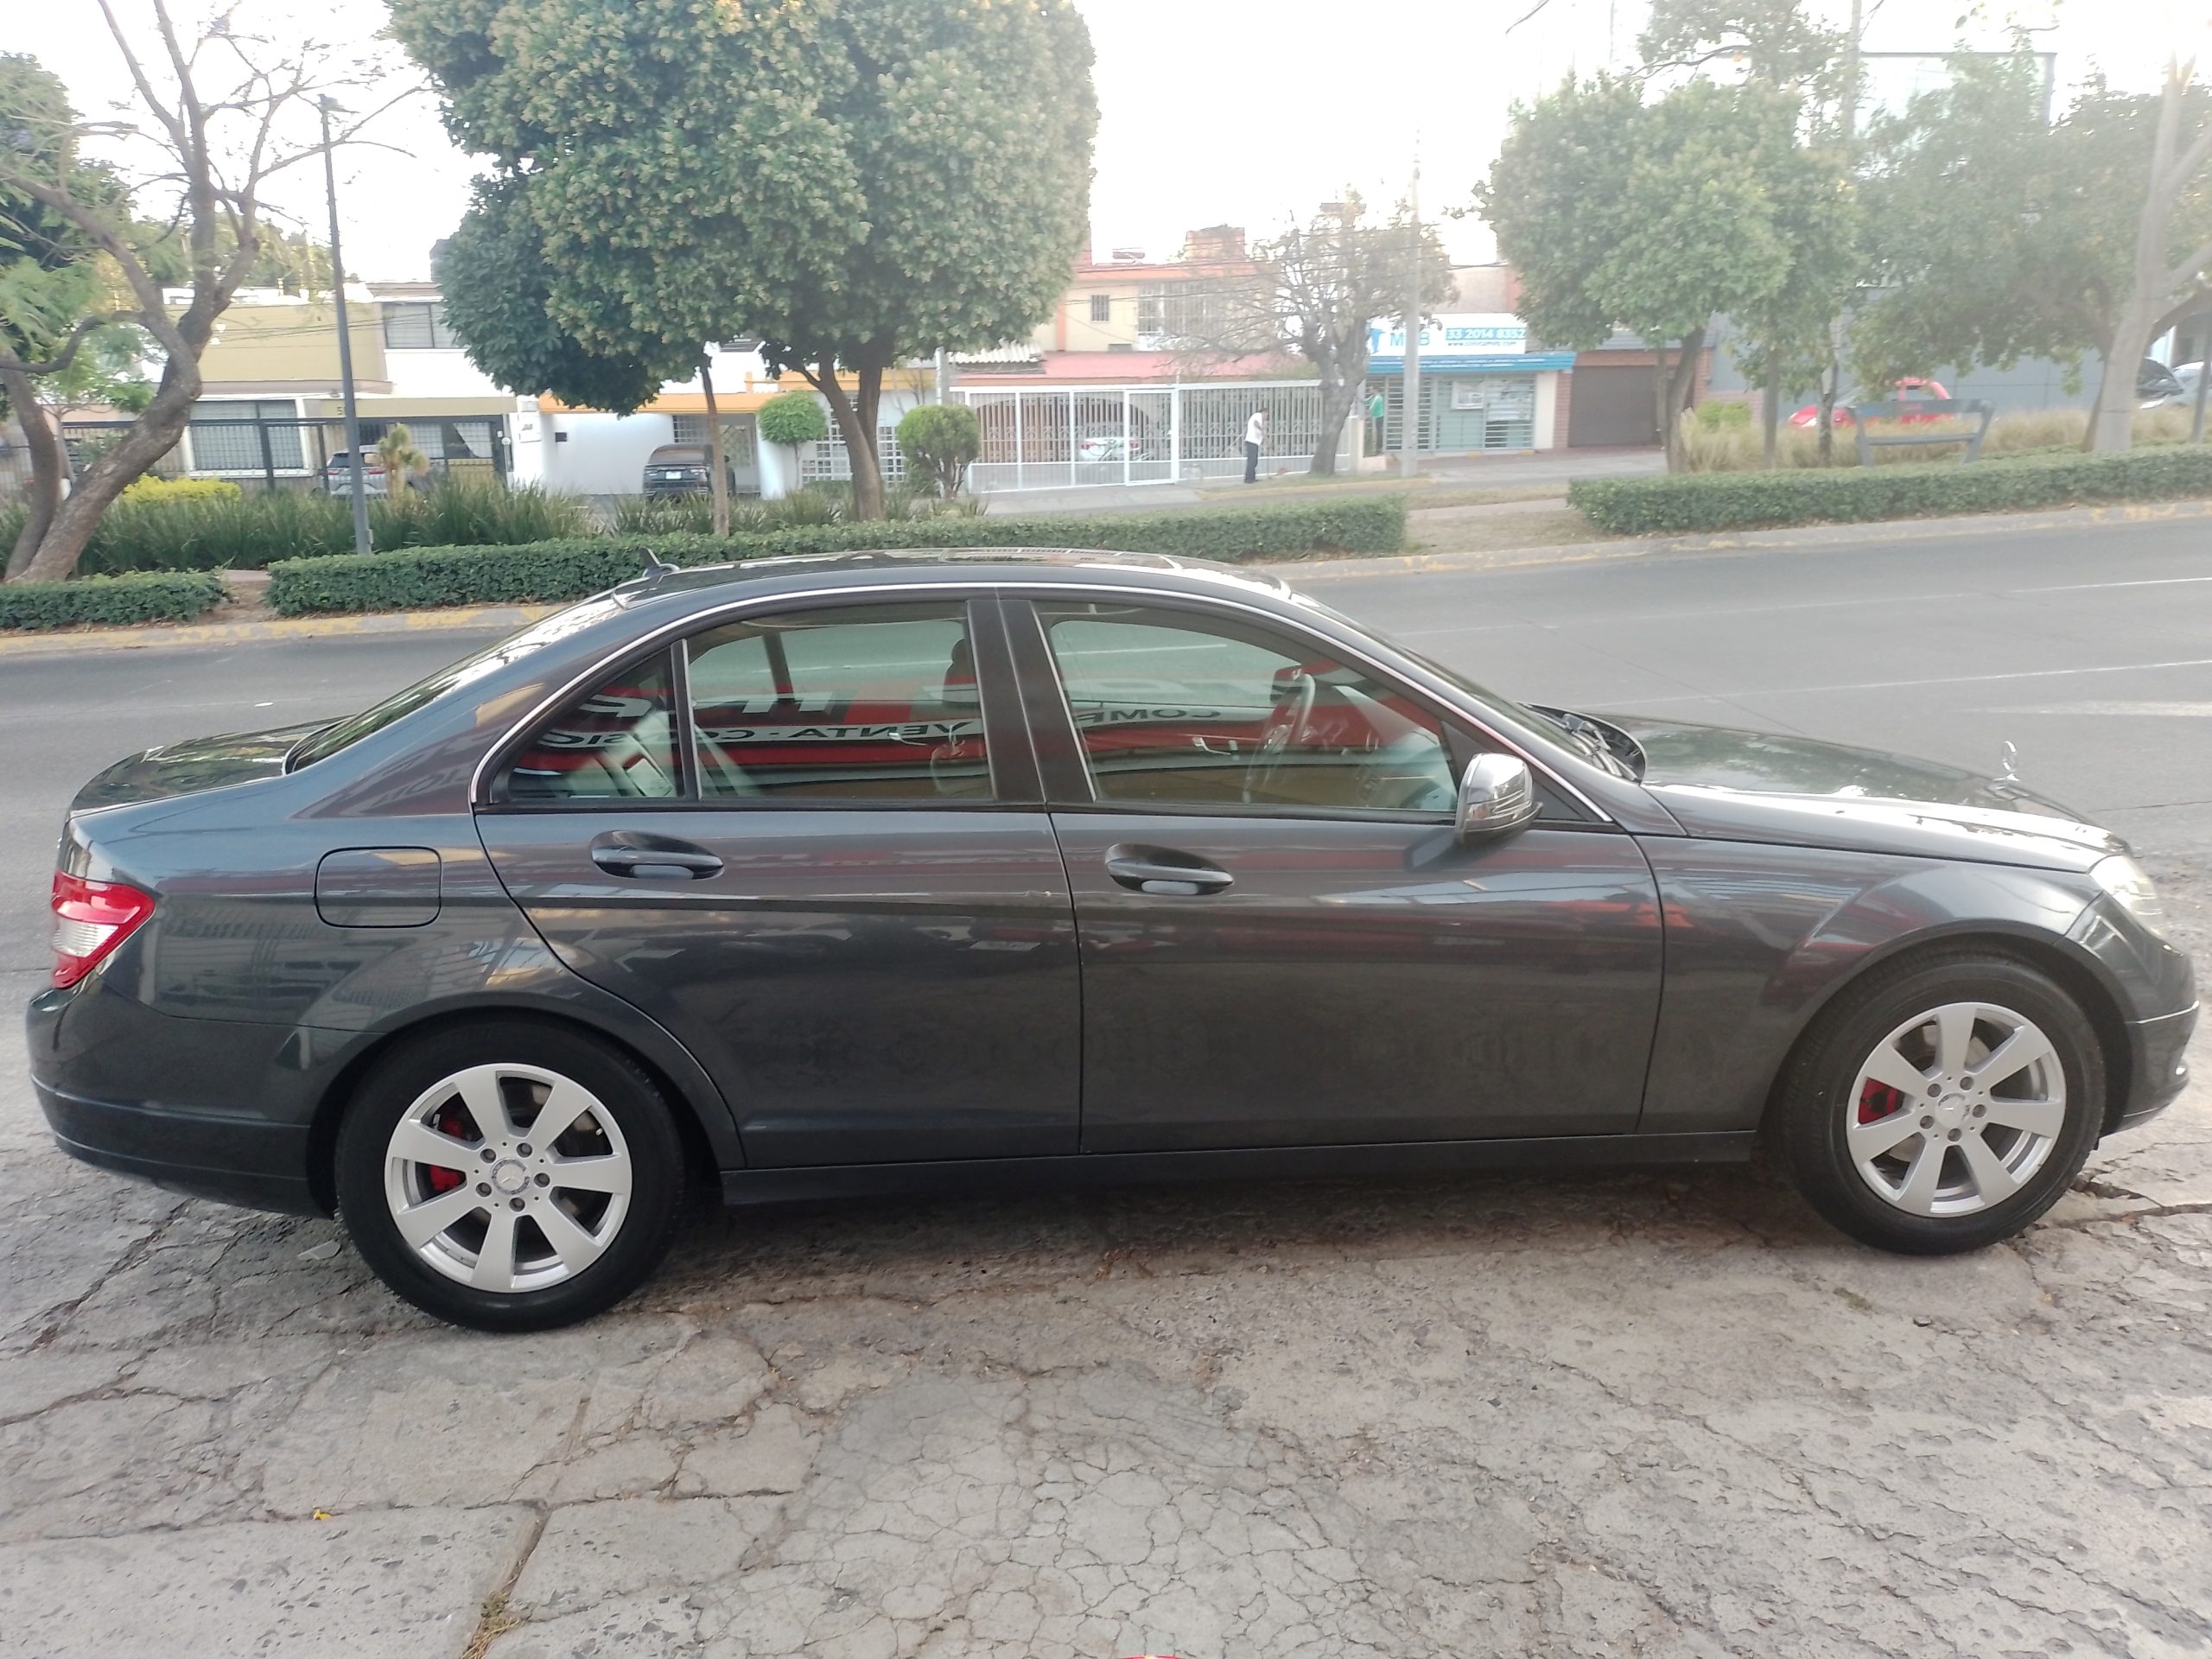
1036,602 -> 1459,814
683,604 -> 989,801
380,302 -> 461,351
800,427 -> 906,484
1089,293 -> 1112,323
500,651 -> 682,803
186,398 -> 304,473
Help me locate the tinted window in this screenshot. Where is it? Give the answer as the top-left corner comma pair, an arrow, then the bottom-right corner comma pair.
1037,602 -> 1457,813
685,603 -> 990,801
502,651 -> 681,801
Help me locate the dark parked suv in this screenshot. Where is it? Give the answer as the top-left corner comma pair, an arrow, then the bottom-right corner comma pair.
30,551 -> 2196,1329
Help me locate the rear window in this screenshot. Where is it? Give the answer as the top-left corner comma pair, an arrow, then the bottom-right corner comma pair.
286,598 -> 625,771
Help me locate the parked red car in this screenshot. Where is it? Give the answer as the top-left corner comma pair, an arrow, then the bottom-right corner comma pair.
1789,378 -> 1951,429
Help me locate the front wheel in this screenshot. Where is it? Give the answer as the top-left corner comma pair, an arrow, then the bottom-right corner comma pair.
1776,952 -> 2104,1255
334,1020 -> 686,1331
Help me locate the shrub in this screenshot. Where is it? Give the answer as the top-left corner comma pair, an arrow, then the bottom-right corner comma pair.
80,489 -> 354,574
118,475 -> 241,504
266,496 -> 1408,615
758,391 -> 830,447
1570,447 -> 2212,536
1694,400 -> 1751,431
371,479 -> 594,549
0,569 -> 226,632
896,404 -> 982,497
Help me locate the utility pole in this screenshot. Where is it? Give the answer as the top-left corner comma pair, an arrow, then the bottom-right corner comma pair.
1400,149 -> 1422,480
320,97 -> 370,556
1815,0 -> 1864,468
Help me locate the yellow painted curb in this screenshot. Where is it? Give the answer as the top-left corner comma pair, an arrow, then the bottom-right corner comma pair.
0,601 -> 557,658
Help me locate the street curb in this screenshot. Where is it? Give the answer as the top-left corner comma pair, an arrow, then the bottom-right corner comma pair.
1268,496 -> 2212,581
0,601 -> 559,658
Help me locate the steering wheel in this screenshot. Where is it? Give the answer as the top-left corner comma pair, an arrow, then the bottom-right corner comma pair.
1244,670 -> 1317,804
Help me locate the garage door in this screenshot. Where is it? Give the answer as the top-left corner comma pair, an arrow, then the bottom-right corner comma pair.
1569,366 -> 1659,447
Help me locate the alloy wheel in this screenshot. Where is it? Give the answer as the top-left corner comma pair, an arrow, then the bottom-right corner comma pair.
1845,1001 -> 2067,1217
381,1063 -> 635,1294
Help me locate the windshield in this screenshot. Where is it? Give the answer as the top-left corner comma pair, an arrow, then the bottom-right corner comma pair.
1300,597 -> 1643,779
286,597 -> 627,770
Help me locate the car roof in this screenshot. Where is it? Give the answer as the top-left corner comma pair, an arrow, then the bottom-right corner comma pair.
610,546 -> 1296,606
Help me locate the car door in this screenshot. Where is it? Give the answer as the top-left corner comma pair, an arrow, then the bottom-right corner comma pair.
474,594 -> 1079,1167
1004,594 -> 1664,1153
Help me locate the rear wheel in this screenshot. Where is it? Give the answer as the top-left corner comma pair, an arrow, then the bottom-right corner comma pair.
1777,951 -> 2103,1255
334,1021 -> 685,1331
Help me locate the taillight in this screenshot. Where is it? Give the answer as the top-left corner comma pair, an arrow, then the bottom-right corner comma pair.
51,872 -> 156,988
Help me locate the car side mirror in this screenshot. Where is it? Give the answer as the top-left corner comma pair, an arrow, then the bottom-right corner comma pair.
1456,753 -> 1540,843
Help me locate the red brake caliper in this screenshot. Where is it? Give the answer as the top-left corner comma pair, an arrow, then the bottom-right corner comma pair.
421,1104 -> 472,1192
1857,1080 -> 1904,1125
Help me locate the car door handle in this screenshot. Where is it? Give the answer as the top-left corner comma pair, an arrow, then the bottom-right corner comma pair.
589,835 -> 723,880
1103,846 -> 1234,895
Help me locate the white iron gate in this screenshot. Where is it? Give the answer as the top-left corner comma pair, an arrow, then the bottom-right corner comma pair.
956,380 -> 1351,493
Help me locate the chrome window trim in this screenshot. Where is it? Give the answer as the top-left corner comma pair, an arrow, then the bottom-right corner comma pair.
467,576 -> 1617,823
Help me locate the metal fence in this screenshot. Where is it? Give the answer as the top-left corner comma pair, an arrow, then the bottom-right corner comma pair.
955,380 -> 1351,493
0,412 -> 510,500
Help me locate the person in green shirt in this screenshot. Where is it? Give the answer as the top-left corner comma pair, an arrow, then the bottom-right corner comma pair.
1366,387 -> 1386,454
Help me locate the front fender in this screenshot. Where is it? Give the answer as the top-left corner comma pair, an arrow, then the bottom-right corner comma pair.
1637,840 -> 2109,1135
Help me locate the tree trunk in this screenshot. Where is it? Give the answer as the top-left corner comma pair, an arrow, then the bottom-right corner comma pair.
853,359 -> 885,519
1660,327 -> 1704,473
13,359 -> 200,584
1309,371 -> 1352,477
1762,351 -> 1782,469
3,370 -> 65,579
2088,304 -> 2157,454
700,356 -> 730,538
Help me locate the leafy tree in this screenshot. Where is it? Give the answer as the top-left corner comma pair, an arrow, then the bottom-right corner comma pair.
392,0 -> 1097,519
1634,0 -> 1858,466
1855,53 -> 2212,452
895,403 -> 980,499
1171,196 -> 1452,476
0,14 -> 399,582
1479,76 -> 1812,469
759,390 -> 830,448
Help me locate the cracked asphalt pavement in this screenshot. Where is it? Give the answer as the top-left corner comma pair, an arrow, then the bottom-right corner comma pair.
2,514 -> 2209,1658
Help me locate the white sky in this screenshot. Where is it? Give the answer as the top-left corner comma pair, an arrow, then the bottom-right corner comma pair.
10,0 -> 2202,283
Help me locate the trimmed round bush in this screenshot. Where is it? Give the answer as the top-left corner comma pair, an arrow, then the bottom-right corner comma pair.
758,391 -> 830,447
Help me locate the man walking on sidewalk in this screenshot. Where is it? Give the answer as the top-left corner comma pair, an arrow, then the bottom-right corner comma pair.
1243,409 -> 1268,483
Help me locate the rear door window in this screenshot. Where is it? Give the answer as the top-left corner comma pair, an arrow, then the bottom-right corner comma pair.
499,652 -> 682,802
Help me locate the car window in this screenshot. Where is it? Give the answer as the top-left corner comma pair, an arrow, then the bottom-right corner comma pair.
684,602 -> 991,801
1036,601 -> 1458,813
501,650 -> 682,802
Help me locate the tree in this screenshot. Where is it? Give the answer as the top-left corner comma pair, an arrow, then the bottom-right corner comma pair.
1634,0 -> 1859,467
1479,76 -> 1807,469
393,0 -> 1097,520
374,423 -> 428,497
1174,195 -> 1452,477
759,390 -> 829,448
2090,63 -> 2212,450
0,9 -> 399,582
895,403 -> 980,499
1854,53 -> 2212,453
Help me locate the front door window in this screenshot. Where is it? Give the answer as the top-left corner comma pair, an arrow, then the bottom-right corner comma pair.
1034,601 -> 1458,815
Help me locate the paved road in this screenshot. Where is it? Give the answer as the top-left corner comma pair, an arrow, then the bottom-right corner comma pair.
1,514 -> 2208,1657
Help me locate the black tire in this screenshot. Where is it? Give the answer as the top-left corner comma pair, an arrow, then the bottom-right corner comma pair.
334,1020 -> 686,1332
1776,950 -> 2104,1255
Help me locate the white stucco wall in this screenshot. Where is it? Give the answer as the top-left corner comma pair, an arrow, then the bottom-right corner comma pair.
381,349 -> 510,400
544,411 -> 679,495
1533,371 -> 1559,450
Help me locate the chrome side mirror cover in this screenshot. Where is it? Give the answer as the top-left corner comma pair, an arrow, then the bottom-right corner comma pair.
1456,753 -> 1540,843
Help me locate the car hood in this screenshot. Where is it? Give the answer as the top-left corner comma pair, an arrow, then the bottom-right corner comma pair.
1604,715 -> 2126,872
71,722 -> 320,814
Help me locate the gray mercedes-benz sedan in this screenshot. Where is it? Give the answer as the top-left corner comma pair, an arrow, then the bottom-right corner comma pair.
29,550 -> 2196,1329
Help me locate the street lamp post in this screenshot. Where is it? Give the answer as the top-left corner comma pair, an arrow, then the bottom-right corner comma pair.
320,96 -> 371,556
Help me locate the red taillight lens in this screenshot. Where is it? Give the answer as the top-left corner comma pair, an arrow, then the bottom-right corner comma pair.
51,872 -> 156,988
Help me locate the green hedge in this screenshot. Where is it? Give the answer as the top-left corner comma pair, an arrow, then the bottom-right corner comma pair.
265,497 -> 1407,616
1569,447 -> 2212,536
0,570 -> 227,632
